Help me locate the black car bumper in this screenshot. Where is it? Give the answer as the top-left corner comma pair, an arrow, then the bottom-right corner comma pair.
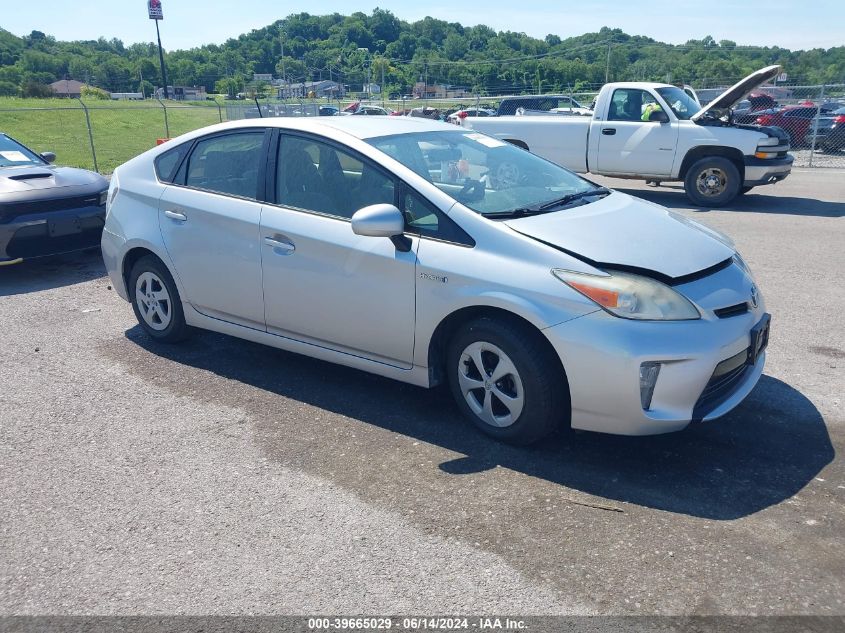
0,204 -> 106,262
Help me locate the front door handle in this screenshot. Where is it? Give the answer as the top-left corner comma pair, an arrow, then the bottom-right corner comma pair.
164,209 -> 187,221
264,236 -> 295,254
602,128 -> 617,135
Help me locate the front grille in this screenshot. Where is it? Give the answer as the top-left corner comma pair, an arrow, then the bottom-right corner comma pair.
691,348 -> 750,422
714,302 -> 749,318
1,195 -> 102,219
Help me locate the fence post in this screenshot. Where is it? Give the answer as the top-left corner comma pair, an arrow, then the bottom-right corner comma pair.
76,98 -> 99,173
215,97 -> 223,123
808,84 -> 825,168
156,98 -> 170,138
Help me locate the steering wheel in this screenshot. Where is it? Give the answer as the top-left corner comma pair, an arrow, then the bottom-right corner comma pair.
455,178 -> 486,202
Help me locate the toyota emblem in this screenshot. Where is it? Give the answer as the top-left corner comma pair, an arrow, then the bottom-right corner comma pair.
750,285 -> 758,309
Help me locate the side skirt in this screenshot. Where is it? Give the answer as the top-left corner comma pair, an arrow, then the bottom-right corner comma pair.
183,303 -> 432,388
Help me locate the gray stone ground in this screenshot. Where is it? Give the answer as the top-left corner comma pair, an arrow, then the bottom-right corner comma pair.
1,168 -> 843,616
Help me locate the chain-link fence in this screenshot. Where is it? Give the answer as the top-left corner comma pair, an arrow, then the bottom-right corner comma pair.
2,84 -> 843,173
0,99 -> 224,174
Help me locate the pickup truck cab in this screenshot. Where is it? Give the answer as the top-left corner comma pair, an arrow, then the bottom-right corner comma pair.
461,66 -> 793,207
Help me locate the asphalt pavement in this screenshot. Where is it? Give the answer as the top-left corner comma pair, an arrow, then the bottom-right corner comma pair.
1,169 -> 843,616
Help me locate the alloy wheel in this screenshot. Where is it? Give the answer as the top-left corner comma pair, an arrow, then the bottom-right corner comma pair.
457,341 -> 525,428
135,271 -> 172,331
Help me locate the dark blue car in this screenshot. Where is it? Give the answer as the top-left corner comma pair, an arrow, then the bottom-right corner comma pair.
0,133 -> 108,265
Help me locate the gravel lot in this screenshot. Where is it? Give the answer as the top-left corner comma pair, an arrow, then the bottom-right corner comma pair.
1,168 -> 843,617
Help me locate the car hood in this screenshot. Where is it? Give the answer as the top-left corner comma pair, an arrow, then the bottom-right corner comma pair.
691,65 -> 781,122
504,192 -> 735,280
0,165 -> 105,195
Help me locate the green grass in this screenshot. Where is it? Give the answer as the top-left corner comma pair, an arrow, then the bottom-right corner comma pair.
0,97 -> 224,173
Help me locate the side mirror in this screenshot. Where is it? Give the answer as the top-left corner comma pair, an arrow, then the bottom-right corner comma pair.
351,203 -> 411,252
649,110 -> 670,123
40,151 -> 56,163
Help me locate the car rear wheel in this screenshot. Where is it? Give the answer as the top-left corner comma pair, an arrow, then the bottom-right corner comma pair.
446,317 -> 566,444
128,255 -> 190,343
684,157 -> 741,207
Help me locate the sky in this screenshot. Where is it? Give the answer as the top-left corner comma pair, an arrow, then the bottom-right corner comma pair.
3,1 -> 844,51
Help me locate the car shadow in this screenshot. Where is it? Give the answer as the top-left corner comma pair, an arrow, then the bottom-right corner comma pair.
613,185 -> 845,217
125,325 -> 835,521
0,250 -> 106,297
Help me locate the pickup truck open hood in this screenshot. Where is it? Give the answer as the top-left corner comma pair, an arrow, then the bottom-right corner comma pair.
504,191 -> 735,280
690,65 -> 781,122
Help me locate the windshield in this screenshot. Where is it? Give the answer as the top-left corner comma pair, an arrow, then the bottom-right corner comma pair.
0,134 -> 44,168
367,130 -> 602,217
656,87 -> 701,120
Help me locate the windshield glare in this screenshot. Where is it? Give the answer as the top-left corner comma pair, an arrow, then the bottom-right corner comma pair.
0,134 -> 44,168
367,130 -> 599,216
656,87 -> 701,120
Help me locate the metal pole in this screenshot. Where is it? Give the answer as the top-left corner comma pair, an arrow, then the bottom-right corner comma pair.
156,98 -> 170,137
155,19 -> 169,100
382,58 -> 385,108
808,84 -> 825,167
76,98 -> 98,173
605,40 -> 611,84
215,97 -> 223,122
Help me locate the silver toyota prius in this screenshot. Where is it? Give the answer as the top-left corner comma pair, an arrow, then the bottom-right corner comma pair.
102,116 -> 769,444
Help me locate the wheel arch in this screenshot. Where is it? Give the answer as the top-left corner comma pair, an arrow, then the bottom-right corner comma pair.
679,146 -> 745,181
121,242 -> 184,301
426,305 -> 570,403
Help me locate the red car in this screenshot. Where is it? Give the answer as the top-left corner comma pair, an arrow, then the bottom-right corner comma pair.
755,104 -> 836,147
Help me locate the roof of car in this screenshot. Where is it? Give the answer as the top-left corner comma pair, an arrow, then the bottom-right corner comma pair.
220,115 -> 454,140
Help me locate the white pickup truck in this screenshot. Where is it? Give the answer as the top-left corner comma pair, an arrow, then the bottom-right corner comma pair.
461,66 -> 793,207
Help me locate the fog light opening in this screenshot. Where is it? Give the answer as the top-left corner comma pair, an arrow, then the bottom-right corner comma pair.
639,362 -> 662,410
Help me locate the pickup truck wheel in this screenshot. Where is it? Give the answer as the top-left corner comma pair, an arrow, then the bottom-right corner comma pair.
684,157 -> 741,207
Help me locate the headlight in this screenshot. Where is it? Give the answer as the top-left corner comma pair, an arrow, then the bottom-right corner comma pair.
552,269 -> 701,321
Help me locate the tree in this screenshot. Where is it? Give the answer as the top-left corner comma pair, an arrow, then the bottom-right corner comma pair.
20,81 -> 53,98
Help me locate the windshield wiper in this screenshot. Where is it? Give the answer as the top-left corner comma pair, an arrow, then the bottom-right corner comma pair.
481,187 -> 611,219
536,187 -> 611,211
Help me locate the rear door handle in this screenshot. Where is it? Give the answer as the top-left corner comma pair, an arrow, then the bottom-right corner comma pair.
164,209 -> 187,221
264,236 -> 295,254
602,128 -> 617,135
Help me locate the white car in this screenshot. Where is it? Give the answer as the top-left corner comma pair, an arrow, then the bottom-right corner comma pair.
102,117 -> 769,444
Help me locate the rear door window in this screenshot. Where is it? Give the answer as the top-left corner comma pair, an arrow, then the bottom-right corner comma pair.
185,131 -> 266,199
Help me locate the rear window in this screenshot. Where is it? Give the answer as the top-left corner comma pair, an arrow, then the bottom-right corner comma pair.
154,143 -> 190,183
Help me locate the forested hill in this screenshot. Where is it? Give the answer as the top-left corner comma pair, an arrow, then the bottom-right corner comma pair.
1,10 -> 843,97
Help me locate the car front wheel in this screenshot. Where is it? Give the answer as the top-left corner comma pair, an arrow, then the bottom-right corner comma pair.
447,317 -> 567,444
684,156 -> 741,207
128,255 -> 190,343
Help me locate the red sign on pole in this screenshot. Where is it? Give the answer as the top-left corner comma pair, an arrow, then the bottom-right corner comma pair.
148,0 -> 163,20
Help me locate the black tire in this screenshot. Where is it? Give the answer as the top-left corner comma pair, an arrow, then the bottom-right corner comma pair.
128,254 -> 190,343
683,156 -> 741,207
446,316 -> 568,445
738,186 -> 754,195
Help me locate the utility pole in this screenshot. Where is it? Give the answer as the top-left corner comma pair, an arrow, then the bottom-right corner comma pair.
154,16 -> 169,99
280,29 -> 286,89
605,40 -> 612,84
146,0 -> 169,100
381,57 -> 385,108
